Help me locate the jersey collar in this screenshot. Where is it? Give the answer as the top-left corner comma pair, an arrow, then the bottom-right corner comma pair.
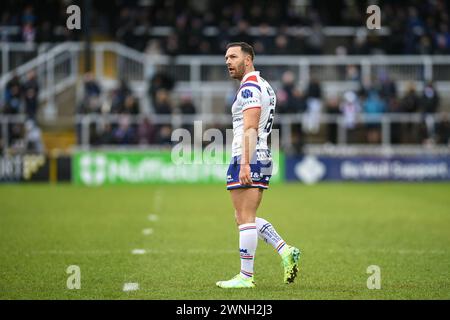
241,71 -> 260,84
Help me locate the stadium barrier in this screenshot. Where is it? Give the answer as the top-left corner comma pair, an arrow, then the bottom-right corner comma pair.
285,155 -> 450,184
0,152 -> 71,183
72,150 -> 284,186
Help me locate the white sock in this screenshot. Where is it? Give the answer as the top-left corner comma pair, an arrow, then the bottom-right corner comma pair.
256,217 -> 288,255
238,223 -> 258,278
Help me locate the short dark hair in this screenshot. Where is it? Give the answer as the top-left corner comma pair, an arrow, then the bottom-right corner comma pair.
226,42 -> 255,60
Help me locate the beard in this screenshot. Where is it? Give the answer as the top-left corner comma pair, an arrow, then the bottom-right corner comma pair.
232,61 -> 246,80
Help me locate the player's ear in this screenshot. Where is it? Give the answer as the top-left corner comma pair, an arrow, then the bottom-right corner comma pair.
245,54 -> 252,66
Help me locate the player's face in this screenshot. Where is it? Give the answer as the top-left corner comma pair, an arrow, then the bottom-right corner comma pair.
225,47 -> 246,80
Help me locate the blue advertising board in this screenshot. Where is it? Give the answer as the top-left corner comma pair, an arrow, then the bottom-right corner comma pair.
286,155 -> 450,183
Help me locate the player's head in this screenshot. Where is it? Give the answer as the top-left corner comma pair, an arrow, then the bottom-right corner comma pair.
225,42 -> 255,80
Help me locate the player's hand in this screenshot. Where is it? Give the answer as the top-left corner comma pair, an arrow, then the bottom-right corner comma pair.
239,164 -> 252,186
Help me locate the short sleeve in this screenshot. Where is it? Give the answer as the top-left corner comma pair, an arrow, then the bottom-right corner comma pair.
239,85 -> 262,111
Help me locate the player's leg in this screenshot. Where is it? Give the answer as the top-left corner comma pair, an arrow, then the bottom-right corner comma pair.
255,217 -> 288,254
216,188 -> 262,288
255,217 -> 301,284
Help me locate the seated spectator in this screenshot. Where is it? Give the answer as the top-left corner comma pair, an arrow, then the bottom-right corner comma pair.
178,94 -> 197,115
83,72 -> 101,98
277,71 -> 307,114
154,89 -> 172,114
24,119 -> 44,153
363,90 -> 387,143
110,80 -> 132,113
401,82 -> 419,113
149,71 -> 174,106
340,90 -> 361,130
156,125 -> 173,145
4,75 -> 22,114
112,115 -> 136,145
78,73 -> 102,114
121,95 -> 140,114
23,70 -> 39,120
138,117 -> 156,145
436,114 -> 450,145
96,122 -> 114,145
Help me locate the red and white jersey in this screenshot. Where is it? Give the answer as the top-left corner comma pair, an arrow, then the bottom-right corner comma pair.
231,71 -> 276,157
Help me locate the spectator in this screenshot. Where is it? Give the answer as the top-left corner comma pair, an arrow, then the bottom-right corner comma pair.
401,82 -> 420,113
178,94 -> 197,115
76,75 -> 102,142
156,125 -> 173,145
22,22 -> 36,44
363,90 -> 387,144
24,119 -> 44,153
325,95 -> 341,144
23,70 -> 39,120
149,71 -> 175,107
273,34 -> 289,55
110,80 -> 132,113
4,75 -> 22,114
121,95 -> 140,115
276,71 -> 307,114
436,114 -> 450,145
303,78 -> 322,134
83,72 -> 101,98
112,115 -> 136,145
138,117 -> 157,145
306,22 -> 324,54
96,122 -> 114,145
421,81 -> 440,141
154,89 -> 172,115
340,90 -> 361,130
178,94 -> 197,135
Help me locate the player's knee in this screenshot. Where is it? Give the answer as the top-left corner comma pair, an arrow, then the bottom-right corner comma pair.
234,210 -> 255,225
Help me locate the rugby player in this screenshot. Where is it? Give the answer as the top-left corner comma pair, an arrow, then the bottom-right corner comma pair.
216,42 -> 301,289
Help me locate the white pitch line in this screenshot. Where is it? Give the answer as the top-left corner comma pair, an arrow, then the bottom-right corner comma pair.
123,283 -> 139,292
142,228 -> 154,235
147,214 -> 159,222
131,249 -> 146,255
154,190 -> 163,212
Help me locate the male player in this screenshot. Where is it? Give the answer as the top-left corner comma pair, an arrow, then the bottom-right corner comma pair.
216,42 -> 301,289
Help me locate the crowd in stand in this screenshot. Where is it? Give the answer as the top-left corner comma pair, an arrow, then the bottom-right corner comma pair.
276,70 -> 449,147
77,72 -> 197,146
0,71 -> 44,154
1,0 -> 450,150
1,1 -> 449,55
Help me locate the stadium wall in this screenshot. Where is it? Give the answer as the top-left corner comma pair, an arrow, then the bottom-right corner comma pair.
2,150 -> 450,185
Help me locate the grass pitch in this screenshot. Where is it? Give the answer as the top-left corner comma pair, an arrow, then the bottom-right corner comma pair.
0,183 -> 449,300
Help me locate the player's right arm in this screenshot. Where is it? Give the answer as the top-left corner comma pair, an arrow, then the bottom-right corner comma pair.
239,85 -> 262,185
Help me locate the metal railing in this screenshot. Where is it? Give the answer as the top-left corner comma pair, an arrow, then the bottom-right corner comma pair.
1,112 -> 448,154
69,113 -> 450,152
1,41 -> 450,128
4,42 -> 450,113
0,42 -> 79,118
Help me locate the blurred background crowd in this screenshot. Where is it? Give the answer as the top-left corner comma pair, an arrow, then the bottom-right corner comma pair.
1,0 -> 450,55
1,0 -> 449,153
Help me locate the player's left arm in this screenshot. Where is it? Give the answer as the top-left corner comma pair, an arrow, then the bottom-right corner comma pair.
240,107 -> 261,186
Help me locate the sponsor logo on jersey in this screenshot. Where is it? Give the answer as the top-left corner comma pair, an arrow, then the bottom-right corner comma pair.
241,89 -> 253,99
242,98 -> 259,106
251,172 -> 261,181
